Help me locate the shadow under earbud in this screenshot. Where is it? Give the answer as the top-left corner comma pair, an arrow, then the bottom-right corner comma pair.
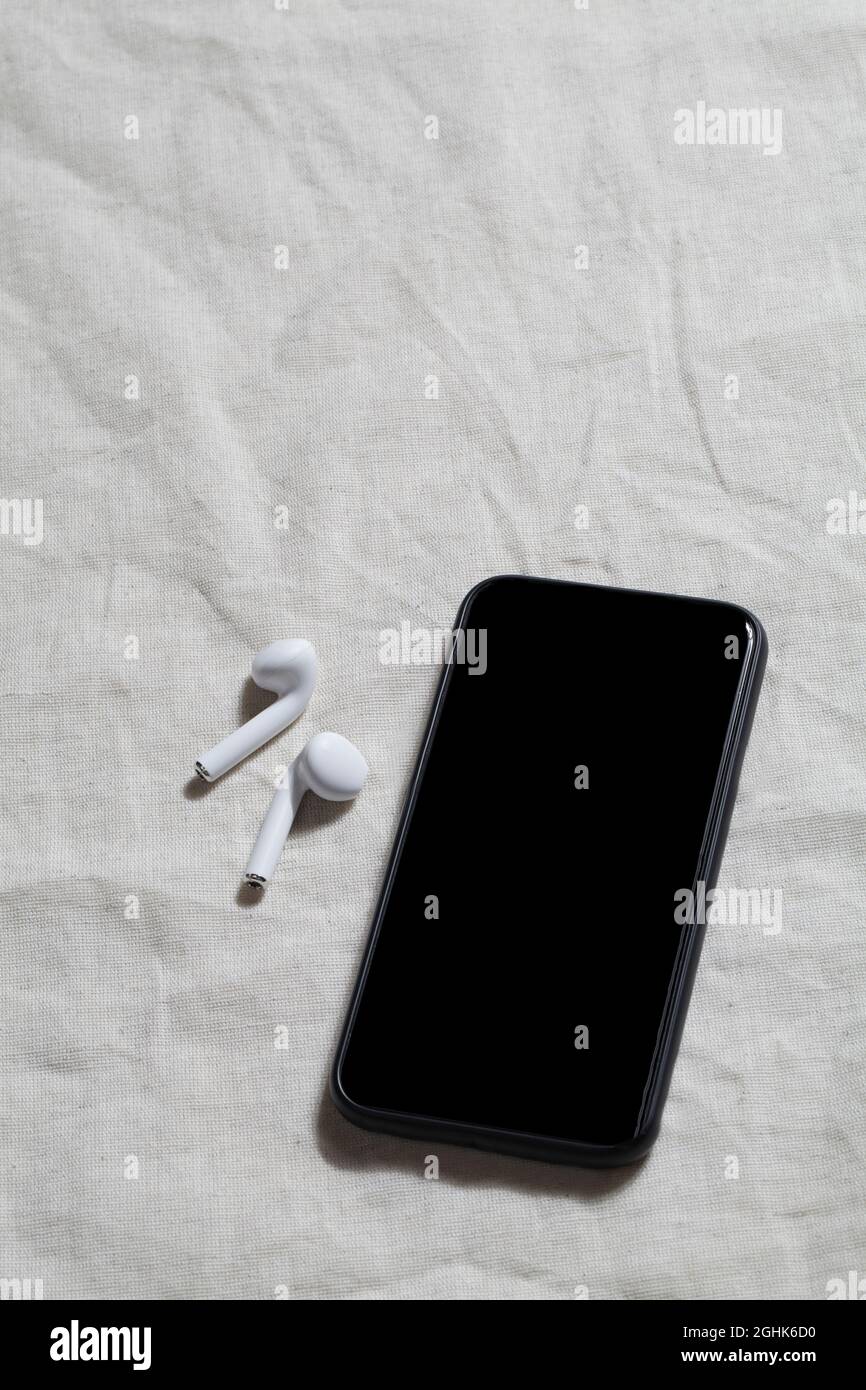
183,774 -> 213,799
236,882 -> 266,908
289,792 -> 355,837
239,674 -> 274,723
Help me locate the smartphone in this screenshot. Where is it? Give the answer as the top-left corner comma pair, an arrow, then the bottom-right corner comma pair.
332,576 -> 767,1166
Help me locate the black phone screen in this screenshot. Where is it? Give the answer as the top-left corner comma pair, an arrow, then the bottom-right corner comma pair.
338,577 -> 756,1148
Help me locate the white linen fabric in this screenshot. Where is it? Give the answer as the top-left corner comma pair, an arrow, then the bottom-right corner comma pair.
1,0 -> 863,1301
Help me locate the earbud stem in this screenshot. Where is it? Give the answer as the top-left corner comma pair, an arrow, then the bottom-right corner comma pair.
196,697 -> 298,783
244,765 -> 306,887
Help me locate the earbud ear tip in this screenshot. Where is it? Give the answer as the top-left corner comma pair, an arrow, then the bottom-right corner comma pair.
251,638 -> 317,693
303,731 -> 368,800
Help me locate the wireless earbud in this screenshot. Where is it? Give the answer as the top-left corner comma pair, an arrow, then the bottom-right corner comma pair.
244,732 -> 368,888
195,639 -> 317,783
